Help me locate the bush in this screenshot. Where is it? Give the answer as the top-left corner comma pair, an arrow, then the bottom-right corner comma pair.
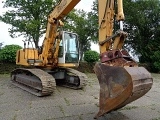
84,50 -> 99,63
139,51 -> 160,73
0,44 -> 22,63
151,51 -> 160,72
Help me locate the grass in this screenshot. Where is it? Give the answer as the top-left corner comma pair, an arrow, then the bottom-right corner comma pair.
0,92 -> 4,96
0,74 -> 10,77
92,95 -> 98,99
120,106 -> 138,110
78,115 -> 83,120
12,114 -> 17,120
152,117 -> 160,120
29,101 -> 32,109
151,73 -> 160,83
58,106 -> 65,116
64,98 -> 70,106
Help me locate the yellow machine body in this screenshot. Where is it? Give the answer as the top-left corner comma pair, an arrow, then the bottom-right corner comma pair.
16,49 -> 39,66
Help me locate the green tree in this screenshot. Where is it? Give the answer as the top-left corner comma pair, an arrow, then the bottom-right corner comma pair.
64,9 -> 92,60
0,42 -> 3,49
88,0 -> 98,43
0,0 -> 57,48
84,50 -> 99,63
124,0 -> 160,72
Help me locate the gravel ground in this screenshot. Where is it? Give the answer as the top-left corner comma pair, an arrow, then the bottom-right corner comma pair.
0,73 -> 160,120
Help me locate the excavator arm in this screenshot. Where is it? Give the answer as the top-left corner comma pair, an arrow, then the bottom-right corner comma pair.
98,0 -> 125,53
94,0 -> 153,118
39,0 -> 80,66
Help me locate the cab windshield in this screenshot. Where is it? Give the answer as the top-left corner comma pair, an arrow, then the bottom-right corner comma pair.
64,32 -> 79,63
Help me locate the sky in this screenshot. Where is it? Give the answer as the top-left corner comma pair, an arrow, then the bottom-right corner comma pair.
0,0 -> 99,52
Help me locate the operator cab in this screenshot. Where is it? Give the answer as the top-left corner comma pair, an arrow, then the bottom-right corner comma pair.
58,31 -> 80,65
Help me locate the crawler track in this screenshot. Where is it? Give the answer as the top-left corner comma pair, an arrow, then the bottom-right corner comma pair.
64,68 -> 87,89
11,68 -> 56,96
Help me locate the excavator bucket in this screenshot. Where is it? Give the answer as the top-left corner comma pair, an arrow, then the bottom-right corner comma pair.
94,62 -> 153,118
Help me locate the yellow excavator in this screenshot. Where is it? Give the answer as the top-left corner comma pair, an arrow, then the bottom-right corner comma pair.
11,0 -> 153,118
11,0 -> 87,97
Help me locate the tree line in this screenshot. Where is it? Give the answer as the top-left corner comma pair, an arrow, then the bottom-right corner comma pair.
0,0 -> 160,72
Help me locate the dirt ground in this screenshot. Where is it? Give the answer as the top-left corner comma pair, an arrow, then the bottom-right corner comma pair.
0,73 -> 160,120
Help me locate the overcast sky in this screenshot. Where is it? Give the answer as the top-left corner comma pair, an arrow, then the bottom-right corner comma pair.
0,0 -> 99,52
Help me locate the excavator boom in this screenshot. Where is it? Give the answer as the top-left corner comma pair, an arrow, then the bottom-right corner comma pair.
49,0 -> 80,20
94,0 -> 153,118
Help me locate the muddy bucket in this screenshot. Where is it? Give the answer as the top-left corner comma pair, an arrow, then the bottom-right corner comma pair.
94,62 -> 153,118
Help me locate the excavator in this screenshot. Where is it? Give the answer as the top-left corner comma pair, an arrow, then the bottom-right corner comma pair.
10,0 -> 153,118
11,0 -> 87,97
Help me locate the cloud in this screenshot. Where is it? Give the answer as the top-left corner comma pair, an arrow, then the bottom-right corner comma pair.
75,1 -> 93,12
